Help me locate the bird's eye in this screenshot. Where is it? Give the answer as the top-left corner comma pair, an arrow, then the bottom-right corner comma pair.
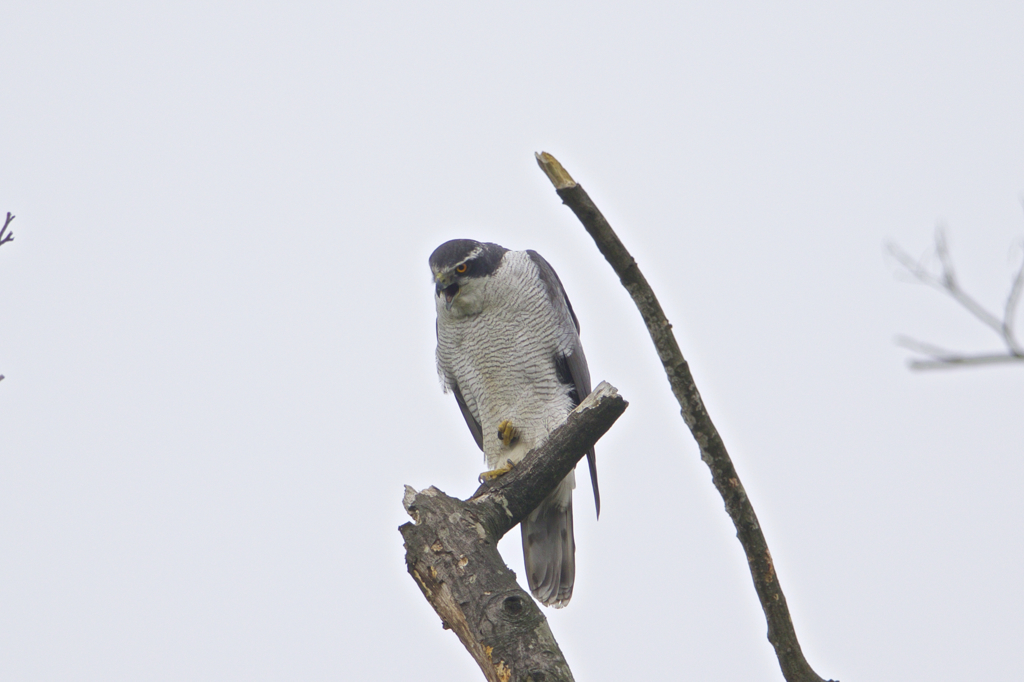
455,263 -> 468,274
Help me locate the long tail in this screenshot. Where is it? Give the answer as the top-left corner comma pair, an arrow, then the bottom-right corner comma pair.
521,475 -> 575,608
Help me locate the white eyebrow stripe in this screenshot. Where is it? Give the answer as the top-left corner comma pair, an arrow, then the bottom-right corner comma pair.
456,245 -> 483,267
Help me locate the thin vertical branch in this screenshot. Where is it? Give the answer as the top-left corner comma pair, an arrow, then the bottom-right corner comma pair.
535,152 -> 834,682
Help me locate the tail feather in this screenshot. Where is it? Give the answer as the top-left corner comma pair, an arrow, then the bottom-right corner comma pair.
521,476 -> 575,608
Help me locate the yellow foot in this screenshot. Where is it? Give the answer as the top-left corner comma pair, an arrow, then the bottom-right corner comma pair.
478,459 -> 515,483
497,420 -> 519,447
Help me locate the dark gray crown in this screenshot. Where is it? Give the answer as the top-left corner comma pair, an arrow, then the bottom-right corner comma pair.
429,239 -> 508,277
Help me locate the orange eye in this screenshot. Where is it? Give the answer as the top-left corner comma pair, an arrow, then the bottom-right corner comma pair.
455,263 -> 468,274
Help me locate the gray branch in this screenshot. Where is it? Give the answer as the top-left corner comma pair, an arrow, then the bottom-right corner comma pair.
0,213 -> 14,247
535,152 -> 834,682
887,226 -> 1024,370
400,382 -> 627,682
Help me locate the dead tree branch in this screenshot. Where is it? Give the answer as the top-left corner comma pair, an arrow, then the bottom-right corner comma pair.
0,213 -> 14,248
887,226 -> 1024,370
535,152 -> 834,682
400,382 -> 627,682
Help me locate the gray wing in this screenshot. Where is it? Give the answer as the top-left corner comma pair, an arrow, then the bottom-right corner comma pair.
437,320 -> 484,452
452,382 -> 484,451
527,250 -> 601,518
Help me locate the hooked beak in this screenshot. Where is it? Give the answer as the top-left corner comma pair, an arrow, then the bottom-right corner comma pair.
439,282 -> 460,310
435,272 -> 460,310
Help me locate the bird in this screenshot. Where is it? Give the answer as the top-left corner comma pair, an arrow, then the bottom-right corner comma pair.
429,238 -> 599,608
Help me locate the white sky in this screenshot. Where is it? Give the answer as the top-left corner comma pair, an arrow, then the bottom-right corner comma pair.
2,2 -> 1022,680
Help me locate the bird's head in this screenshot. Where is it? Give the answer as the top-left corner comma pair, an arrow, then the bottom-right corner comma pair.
429,239 -> 508,311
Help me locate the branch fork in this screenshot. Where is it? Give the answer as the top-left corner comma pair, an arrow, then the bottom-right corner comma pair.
888,226 -> 1024,369
403,153 -> 836,682
400,382 -> 627,682
0,213 -> 14,247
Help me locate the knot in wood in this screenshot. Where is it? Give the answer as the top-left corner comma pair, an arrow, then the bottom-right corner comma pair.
502,595 -> 525,617
480,589 -> 545,637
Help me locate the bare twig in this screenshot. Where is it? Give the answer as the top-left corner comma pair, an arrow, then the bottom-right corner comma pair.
401,383 -> 627,682
894,335 -> 956,358
0,213 -> 14,247
536,152 -> 834,682
888,226 -> 1024,369
907,354 -> 1024,370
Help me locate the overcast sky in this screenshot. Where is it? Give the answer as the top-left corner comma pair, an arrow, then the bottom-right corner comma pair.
2,2 -> 1023,681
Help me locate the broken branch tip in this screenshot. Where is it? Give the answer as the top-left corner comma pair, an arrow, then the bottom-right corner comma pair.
534,151 -> 577,190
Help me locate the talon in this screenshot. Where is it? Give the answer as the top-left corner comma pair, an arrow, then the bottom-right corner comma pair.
478,459 -> 515,483
497,420 -> 519,447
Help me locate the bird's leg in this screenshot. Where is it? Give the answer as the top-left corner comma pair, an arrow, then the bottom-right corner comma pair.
478,420 -> 520,482
478,459 -> 515,483
497,419 -> 519,447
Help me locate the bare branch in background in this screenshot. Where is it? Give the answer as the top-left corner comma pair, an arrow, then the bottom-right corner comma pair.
0,213 -> 14,247
536,152 -> 835,682
887,225 -> 1024,370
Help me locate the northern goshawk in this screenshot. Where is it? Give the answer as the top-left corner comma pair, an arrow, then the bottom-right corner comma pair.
429,238 -> 599,608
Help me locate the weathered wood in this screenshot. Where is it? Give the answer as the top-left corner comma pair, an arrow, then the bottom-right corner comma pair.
536,152 -> 835,682
401,382 -> 627,682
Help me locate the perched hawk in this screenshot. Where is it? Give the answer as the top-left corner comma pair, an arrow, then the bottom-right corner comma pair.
429,239 -> 599,608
